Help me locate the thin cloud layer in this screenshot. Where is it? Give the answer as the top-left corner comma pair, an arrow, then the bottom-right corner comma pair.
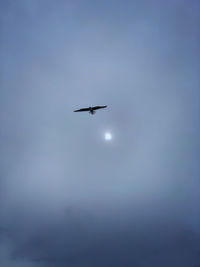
1,0 -> 200,266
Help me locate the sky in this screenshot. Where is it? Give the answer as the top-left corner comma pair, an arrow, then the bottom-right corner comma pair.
0,0 -> 200,266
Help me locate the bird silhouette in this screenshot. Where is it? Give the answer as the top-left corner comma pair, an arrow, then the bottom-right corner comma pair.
74,105 -> 107,115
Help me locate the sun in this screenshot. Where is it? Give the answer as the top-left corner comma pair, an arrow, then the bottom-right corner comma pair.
104,132 -> 112,141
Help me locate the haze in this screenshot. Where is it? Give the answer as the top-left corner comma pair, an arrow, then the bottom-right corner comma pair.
0,1 -> 200,266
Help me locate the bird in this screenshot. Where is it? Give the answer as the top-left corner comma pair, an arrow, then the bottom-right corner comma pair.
74,105 -> 107,115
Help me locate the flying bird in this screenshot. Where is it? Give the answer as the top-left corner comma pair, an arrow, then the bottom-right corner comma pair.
74,105 -> 107,115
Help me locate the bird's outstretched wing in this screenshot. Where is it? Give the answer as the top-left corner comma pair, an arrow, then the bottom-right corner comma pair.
74,108 -> 90,112
92,105 -> 107,110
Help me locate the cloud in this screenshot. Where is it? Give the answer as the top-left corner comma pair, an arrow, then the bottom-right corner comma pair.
3,209 -> 200,267
0,0 -> 200,266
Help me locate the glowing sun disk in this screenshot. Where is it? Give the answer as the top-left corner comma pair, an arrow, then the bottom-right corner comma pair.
104,132 -> 112,141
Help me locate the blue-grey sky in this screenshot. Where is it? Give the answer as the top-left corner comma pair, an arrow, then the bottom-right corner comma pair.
1,1 -> 200,266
